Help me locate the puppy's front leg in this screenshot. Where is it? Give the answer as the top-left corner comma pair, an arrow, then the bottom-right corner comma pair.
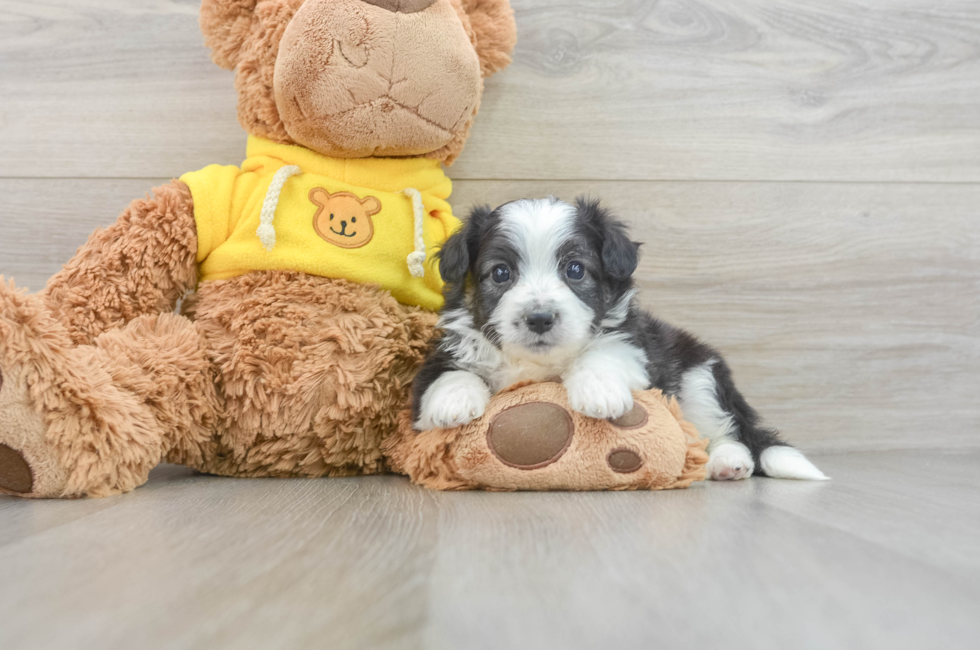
563,335 -> 649,419
415,370 -> 492,431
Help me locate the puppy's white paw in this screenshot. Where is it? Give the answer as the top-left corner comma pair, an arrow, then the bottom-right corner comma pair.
564,371 -> 634,420
415,370 -> 491,430
707,441 -> 755,481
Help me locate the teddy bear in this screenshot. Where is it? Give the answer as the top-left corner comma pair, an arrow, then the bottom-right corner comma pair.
0,0 -> 518,498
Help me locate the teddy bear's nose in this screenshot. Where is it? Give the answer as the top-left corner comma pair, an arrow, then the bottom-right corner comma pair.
362,0 -> 437,13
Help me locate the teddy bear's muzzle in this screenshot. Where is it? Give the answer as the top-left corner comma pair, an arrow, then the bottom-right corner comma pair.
362,0 -> 437,12
274,0 -> 483,159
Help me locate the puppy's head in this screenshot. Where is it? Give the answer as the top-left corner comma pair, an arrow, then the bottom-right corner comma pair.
439,197 -> 640,355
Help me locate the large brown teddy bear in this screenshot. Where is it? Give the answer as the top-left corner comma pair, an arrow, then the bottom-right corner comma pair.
0,0 -> 517,498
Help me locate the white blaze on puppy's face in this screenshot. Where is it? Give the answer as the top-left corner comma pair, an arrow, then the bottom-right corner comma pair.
489,199 -> 596,356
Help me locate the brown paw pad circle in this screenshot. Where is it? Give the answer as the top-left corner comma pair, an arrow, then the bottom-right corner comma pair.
487,402 -> 574,470
607,448 -> 643,474
609,403 -> 649,429
0,444 -> 34,494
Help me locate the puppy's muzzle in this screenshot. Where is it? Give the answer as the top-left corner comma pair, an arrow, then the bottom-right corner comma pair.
524,311 -> 556,334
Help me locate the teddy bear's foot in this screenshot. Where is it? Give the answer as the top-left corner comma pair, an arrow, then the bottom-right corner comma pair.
0,280 -> 219,498
0,367 -> 70,498
0,282 -> 77,497
388,383 -> 710,491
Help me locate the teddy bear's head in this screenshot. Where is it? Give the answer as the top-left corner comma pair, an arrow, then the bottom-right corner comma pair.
200,0 -> 516,164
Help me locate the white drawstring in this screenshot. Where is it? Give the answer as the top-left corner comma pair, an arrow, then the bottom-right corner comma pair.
403,188 -> 426,278
256,165 -> 302,251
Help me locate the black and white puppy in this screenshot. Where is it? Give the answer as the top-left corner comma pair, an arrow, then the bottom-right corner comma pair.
412,197 -> 827,481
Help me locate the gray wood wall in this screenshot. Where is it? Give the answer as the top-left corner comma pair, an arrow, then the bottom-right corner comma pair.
1,0 -> 978,453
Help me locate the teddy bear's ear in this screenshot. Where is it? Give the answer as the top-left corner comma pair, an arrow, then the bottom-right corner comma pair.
199,0 -> 263,70
459,0 -> 517,77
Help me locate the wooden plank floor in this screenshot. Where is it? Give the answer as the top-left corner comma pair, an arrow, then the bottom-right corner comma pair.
1,450 -> 979,650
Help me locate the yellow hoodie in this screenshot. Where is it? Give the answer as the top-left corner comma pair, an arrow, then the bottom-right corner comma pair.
180,137 -> 460,311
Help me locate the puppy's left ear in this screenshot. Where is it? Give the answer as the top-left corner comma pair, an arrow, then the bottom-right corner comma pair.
438,205 -> 491,285
576,197 -> 640,281
438,228 -> 470,286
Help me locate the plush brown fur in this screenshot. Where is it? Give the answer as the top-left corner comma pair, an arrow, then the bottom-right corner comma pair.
42,180 -> 198,345
274,0 -> 482,160
0,0 -> 516,498
200,0 -> 516,164
0,282 -> 220,498
385,383 -> 709,491
0,271 -> 434,497
458,0 -> 517,76
181,272 -> 435,478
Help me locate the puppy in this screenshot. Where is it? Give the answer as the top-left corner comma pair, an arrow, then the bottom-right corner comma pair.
412,197 -> 827,481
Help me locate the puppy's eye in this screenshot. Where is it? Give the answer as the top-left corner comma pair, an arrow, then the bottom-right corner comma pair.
492,265 -> 511,284
566,261 -> 585,281
351,217 -> 357,223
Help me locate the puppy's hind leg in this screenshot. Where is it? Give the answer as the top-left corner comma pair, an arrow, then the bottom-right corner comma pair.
678,360 -> 753,480
678,359 -> 827,481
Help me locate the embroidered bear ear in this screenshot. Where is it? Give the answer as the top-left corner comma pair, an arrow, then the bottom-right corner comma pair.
309,187 -> 330,207
458,0 -> 518,77
361,196 -> 383,216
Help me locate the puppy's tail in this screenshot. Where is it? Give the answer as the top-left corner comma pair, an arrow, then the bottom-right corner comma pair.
711,360 -> 829,481
757,445 -> 829,481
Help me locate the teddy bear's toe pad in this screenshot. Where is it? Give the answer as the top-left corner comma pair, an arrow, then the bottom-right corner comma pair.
0,444 -> 33,494
607,448 -> 643,474
609,403 -> 649,429
488,402 -> 573,469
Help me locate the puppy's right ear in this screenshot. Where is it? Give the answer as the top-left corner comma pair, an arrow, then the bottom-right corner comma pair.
439,205 -> 490,285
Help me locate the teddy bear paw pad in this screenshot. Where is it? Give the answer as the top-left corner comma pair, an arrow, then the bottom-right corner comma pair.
0,444 -> 34,494
607,448 -> 643,474
608,403 -> 649,429
487,402 -> 574,469
0,369 -> 33,493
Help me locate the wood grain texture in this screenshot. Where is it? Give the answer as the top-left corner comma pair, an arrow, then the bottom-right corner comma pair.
1,450 -> 979,650
1,0 -> 979,181
2,178 -> 977,452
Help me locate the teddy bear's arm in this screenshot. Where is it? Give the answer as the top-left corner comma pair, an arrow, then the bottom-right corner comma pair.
40,180 -> 199,346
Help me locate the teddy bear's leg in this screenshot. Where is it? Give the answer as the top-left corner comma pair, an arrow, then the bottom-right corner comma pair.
182,272 -> 435,479
0,281 -> 220,498
41,180 -> 198,345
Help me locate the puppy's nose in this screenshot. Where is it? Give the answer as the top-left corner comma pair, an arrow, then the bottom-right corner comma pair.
525,312 -> 555,334
361,0 -> 437,13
